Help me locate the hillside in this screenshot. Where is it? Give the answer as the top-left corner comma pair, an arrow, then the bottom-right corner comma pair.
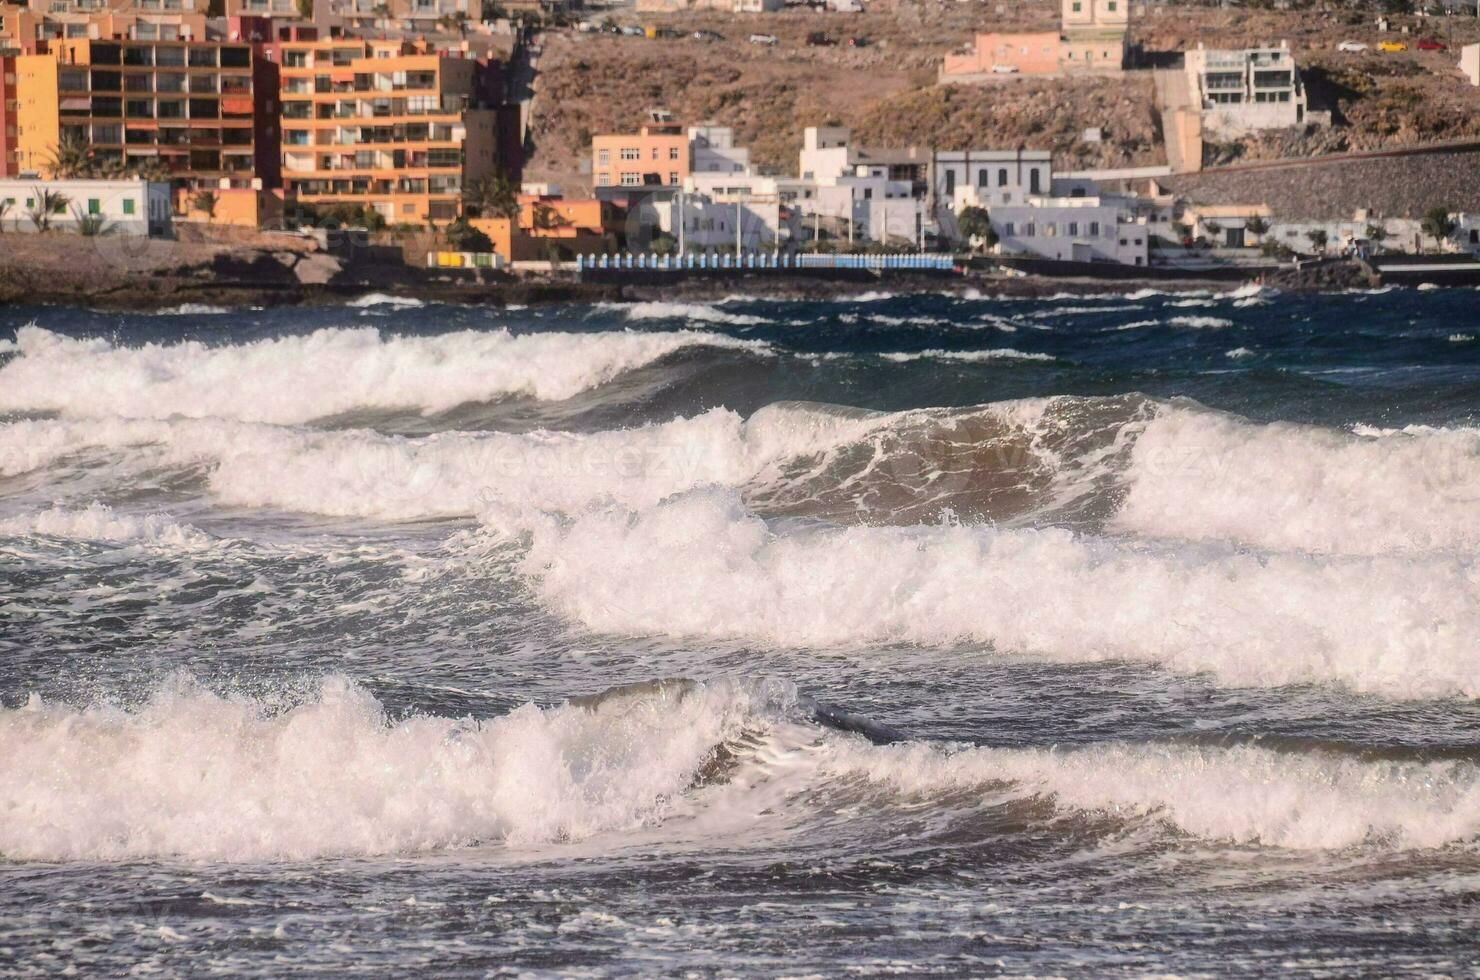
524,0 -> 1480,192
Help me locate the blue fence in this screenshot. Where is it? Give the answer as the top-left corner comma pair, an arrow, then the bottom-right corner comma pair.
575,252 -> 958,273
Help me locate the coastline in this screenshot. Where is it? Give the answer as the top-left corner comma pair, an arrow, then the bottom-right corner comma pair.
0,235 -> 1373,314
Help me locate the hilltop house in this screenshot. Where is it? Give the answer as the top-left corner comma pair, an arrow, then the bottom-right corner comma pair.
1184,43 -> 1312,137
940,0 -> 1129,82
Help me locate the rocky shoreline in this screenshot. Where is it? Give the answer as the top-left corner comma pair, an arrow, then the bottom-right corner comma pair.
0,235 -> 1378,313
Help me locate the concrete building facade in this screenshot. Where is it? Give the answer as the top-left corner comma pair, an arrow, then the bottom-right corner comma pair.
278,39 -> 505,224
591,111 -> 690,189
941,0 -> 1127,81
0,176 -> 170,234
15,38 -> 265,190
1185,43 -> 1307,137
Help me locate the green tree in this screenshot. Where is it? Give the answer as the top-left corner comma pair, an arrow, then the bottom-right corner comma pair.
650,232 -> 677,256
464,173 -> 521,220
1305,229 -> 1329,253
1421,206 -> 1456,251
955,206 -> 996,250
1244,216 -> 1270,240
72,207 -> 111,237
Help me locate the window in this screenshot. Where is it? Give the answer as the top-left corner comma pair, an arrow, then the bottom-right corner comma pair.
597,149 -> 610,165
998,168 -> 1008,187
1106,0 -> 1116,9
1089,221 -> 1100,236
620,172 -> 640,186
669,146 -> 679,160
1072,1 -> 1080,9
1068,222 -> 1078,236
1029,169 -> 1041,194
668,172 -> 678,184
123,199 -> 135,215
1003,222 -> 1014,236
1045,223 -> 1056,237
944,170 -> 955,195
87,198 -> 100,215
619,147 -> 639,161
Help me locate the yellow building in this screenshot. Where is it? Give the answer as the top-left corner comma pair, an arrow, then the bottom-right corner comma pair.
15,37 -> 259,188
278,39 -> 502,225
591,111 -> 690,190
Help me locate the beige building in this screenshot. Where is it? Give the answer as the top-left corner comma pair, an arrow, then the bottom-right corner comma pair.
942,0 -> 1127,81
1462,44 -> 1478,87
591,110 -> 690,189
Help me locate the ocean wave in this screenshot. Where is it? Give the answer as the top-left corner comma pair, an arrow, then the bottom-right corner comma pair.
4,674 -> 1473,863
519,489 -> 1480,700
0,502 -> 211,548
1168,316 -> 1234,329
618,301 -> 772,326
1115,404 -> 1480,555
0,675 -> 762,862
829,740 -> 1480,850
346,293 -> 426,308
878,349 -> 1054,364
0,326 -> 768,422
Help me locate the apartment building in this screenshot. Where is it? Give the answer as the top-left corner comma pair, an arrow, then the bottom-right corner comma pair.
326,0 -> 483,35
0,0 -> 207,51
689,123 -> 747,177
1,55 -> 15,176
591,111 -> 690,189
1185,43 -> 1308,137
15,38 -> 266,189
278,38 -> 506,224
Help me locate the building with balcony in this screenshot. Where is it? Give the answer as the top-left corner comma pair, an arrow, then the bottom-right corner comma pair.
14,38 -> 267,190
591,110 -> 690,190
0,0 -> 208,53
1,55 -> 16,176
325,0 -> 484,35
1185,43 -> 1308,137
277,39 -> 509,225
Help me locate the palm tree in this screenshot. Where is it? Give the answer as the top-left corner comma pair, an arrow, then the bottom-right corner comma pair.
1305,229 -> 1329,255
45,134 -> 95,179
0,198 -> 11,233
29,189 -> 70,232
1421,206 -> 1456,253
1244,215 -> 1269,246
464,173 -> 521,220
72,206 -> 112,237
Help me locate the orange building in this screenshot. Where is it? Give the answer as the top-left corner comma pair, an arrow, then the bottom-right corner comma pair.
940,0 -> 1128,81
16,38 -> 263,189
470,193 -> 619,263
278,39 -> 507,225
591,111 -> 690,190
942,31 -> 1061,77
0,2 -> 208,53
1,55 -> 15,176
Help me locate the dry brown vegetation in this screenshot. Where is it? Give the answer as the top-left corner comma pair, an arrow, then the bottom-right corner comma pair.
525,0 -> 1480,191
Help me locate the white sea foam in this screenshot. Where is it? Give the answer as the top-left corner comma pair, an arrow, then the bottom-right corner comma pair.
347,293 -> 426,308
1224,347 -> 1255,359
1115,405 -> 1480,555
619,301 -> 771,326
0,326 -> 767,422
520,489 -> 1480,699
0,675 -> 757,861
1168,316 -> 1234,329
829,740 -> 1480,850
878,349 -> 1054,363
150,303 -> 231,316
5,674 -> 1472,863
0,502 -> 211,548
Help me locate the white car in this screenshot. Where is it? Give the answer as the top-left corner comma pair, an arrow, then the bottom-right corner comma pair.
991,64 -> 1020,74
749,34 -> 778,45
1337,40 -> 1368,52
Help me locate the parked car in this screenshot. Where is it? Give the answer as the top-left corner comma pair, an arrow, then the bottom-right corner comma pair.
847,35 -> 869,47
1417,37 -> 1447,51
991,63 -> 1020,74
1336,40 -> 1368,52
619,25 -> 644,36
749,33 -> 779,45
1378,40 -> 1407,51
806,31 -> 836,46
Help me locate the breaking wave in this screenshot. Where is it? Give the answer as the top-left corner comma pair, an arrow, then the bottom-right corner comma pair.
0,326 -> 769,423
2,676 -> 1474,862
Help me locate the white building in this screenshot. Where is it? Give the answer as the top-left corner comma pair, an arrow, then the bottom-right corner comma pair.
689,125 -> 751,177
990,191 -> 1150,266
1462,44 -> 1479,87
0,178 -> 171,237
796,127 -> 930,246
932,150 -> 1053,212
1185,43 -> 1309,137
732,0 -> 783,10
